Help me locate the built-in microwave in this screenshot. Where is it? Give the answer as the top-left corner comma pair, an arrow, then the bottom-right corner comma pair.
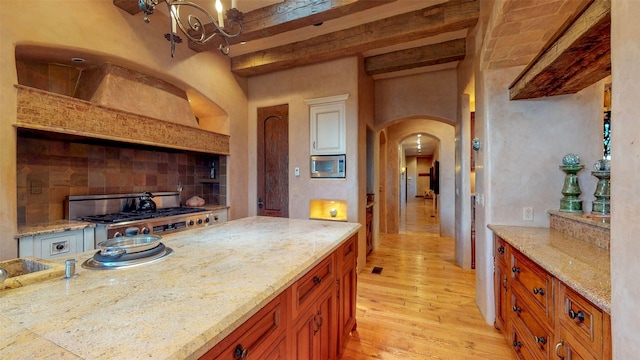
311,154 -> 346,178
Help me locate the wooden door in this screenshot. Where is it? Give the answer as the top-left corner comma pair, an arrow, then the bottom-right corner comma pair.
257,105 -> 289,217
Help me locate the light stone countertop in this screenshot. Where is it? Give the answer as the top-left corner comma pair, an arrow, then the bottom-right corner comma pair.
0,216 -> 360,359
14,220 -> 96,239
488,225 -> 610,313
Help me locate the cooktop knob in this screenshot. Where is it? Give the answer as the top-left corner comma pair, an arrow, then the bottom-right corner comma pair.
205,217 -> 210,223
197,218 -> 203,225
188,220 -> 195,226
113,232 -> 123,238
141,227 -> 150,234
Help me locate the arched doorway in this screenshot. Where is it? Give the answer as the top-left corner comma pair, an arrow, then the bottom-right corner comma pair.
377,118 -> 455,238
399,133 -> 441,235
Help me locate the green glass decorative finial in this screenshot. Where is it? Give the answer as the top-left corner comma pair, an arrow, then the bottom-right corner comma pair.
591,159 -> 610,216
559,154 -> 584,213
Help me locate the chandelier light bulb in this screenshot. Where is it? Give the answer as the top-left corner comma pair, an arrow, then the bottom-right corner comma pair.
215,0 -> 224,28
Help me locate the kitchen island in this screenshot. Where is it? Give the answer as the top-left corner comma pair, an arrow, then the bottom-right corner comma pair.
0,216 -> 360,359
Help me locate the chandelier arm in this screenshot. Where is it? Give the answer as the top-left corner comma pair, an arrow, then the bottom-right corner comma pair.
164,0 -> 241,43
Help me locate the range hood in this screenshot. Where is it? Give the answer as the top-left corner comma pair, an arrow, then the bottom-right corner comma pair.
15,63 -> 229,155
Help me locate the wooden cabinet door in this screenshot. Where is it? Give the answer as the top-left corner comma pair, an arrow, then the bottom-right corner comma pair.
338,257 -> 357,354
292,286 -> 337,360
494,260 -> 509,334
292,305 -> 316,360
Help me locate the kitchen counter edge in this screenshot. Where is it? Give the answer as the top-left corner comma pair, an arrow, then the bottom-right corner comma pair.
488,224 -> 610,313
14,219 -> 96,239
1,216 -> 361,360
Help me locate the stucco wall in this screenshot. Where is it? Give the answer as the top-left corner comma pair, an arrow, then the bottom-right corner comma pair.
0,1 -> 249,259
474,65 -> 607,323
374,69 -> 459,127
247,57 -> 366,269
611,1 -> 640,357
373,69 -> 458,239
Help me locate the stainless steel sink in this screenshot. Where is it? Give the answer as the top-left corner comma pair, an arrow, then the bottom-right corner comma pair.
0,257 -> 65,290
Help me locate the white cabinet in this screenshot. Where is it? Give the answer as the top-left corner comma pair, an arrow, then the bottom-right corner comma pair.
305,94 -> 349,155
209,208 -> 228,223
18,228 -> 95,260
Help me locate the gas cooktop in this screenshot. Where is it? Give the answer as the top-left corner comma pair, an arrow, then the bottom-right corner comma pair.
81,207 -> 207,224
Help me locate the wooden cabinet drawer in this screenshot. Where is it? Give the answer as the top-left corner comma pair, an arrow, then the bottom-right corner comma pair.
557,282 -> 606,358
494,236 -> 509,266
511,250 -> 552,318
290,254 -> 336,320
337,234 -> 356,268
510,320 -> 541,360
200,292 -> 287,360
510,285 -> 552,358
556,325 -> 598,360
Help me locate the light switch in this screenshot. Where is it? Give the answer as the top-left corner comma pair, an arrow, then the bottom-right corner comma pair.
294,167 -> 300,176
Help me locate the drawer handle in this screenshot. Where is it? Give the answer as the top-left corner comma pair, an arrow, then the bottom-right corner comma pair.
569,309 -> 585,322
555,340 -> 565,359
313,276 -> 322,285
533,287 -> 545,295
498,246 -> 505,254
534,336 -> 546,344
512,267 -> 521,273
513,341 -> 522,348
512,306 -> 522,313
234,344 -> 249,360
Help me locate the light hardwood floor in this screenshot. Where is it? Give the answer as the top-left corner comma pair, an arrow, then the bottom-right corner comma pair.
340,197 -> 514,359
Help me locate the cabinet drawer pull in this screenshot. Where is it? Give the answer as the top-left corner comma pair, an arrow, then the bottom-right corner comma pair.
555,340 -> 565,359
568,309 -> 585,322
534,336 -> 546,344
234,344 -> 249,360
498,246 -> 505,254
512,306 -> 522,313
533,287 -> 545,295
512,267 -> 521,273
313,276 -> 322,285
513,341 -> 522,348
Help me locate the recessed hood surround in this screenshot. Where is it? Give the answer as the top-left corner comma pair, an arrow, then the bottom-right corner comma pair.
74,63 -> 199,128
15,85 -> 229,155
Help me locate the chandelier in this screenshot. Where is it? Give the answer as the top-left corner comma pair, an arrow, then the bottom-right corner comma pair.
138,0 -> 244,57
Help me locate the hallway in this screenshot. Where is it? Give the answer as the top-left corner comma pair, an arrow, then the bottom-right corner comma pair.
340,197 -> 513,359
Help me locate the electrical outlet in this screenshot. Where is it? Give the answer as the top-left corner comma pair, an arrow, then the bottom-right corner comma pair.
523,207 -> 534,221
294,167 -> 300,176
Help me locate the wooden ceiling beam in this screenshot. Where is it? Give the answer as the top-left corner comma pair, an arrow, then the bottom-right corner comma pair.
364,38 -> 466,76
508,0 -> 611,100
231,0 -> 479,77
190,0 -> 396,52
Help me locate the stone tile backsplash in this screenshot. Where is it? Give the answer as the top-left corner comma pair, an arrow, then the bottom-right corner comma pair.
548,210 -> 610,250
17,136 -> 226,225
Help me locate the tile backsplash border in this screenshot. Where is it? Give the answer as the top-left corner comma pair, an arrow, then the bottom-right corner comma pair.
17,136 -> 226,225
